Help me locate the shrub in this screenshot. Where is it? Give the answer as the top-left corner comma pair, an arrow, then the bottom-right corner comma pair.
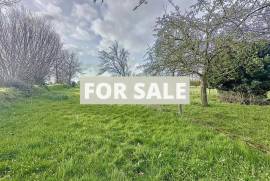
70,81 -> 77,87
4,79 -> 32,97
218,90 -> 270,105
209,41 -> 270,103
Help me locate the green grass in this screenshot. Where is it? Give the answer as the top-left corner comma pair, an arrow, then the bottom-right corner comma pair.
0,86 -> 269,180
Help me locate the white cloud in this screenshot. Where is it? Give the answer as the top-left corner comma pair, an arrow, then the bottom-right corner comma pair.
63,43 -> 79,50
71,26 -> 94,41
91,1 -> 154,54
71,3 -> 98,21
91,0 -> 195,56
33,0 -> 62,17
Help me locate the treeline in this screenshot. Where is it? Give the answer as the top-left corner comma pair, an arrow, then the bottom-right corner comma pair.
0,7 -> 80,88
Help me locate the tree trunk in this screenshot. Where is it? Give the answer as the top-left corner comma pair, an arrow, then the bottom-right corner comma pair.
200,75 -> 209,106
55,64 -> 59,83
68,74 -> 72,85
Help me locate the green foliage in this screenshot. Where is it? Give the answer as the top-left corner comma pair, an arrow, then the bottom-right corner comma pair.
70,81 -> 77,88
47,84 -> 70,91
0,87 -> 270,180
44,93 -> 69,101
209,41 -> 270,96
190,80 -> 200,87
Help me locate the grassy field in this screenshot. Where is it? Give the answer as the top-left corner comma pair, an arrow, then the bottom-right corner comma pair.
0,86 -> 270,180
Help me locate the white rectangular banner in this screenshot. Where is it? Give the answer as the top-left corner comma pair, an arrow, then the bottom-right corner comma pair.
80,77 -> 190,105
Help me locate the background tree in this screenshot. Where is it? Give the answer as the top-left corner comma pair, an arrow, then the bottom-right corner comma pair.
53,50 -> 66,84
53,50 -> 81,85
62,52 -> 81,85
98,41 -> 131,76
0,7 -> 62,86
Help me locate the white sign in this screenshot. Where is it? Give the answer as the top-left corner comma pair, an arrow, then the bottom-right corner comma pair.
80,77 -> 190,105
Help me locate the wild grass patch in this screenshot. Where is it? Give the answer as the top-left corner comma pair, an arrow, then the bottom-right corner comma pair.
0,86 -> 269,180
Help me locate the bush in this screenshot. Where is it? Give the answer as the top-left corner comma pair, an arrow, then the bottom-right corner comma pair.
40,83 -> 49,90
209,41 -> 270,100
218,90 -> 270,105
70,81 -> 77,87
4,79 -> 32,97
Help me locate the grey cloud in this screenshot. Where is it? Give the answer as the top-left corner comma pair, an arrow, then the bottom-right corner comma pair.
91,0 -> 195,55
71,2 -> 98,21
21,0 -> 196,75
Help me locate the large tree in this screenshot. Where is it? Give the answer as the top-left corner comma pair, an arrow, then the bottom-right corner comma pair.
143,0 -> 270,106
98,41 -> 131,76
0,7 -> 62,85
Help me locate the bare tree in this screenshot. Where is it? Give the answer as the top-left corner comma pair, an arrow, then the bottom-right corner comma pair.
98,41 -> 131,76
0,0 -> 19,7
53,50 -> 67,84
53,50 -> 81,85
62,51 -> 81,85
0,7 -> 62,85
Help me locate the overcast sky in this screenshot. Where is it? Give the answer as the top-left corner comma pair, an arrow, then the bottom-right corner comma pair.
20,0 -> 196,75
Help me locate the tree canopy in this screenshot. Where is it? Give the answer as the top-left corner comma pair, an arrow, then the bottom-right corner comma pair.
142,0 -> 270,106
98,41 -> 131,76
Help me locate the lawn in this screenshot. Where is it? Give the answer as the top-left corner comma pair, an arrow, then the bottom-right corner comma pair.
0,86 -> 269,180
